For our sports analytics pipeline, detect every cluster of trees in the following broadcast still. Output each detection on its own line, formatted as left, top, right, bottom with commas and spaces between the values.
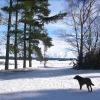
58, 0, 100, 69
0, 0, 67, 70
2, 0, 99, 70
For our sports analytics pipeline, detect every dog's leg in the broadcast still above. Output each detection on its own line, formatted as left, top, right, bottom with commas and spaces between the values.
80, 84, 82, 90
87, 85, 91, 92
90, 85, 92, 92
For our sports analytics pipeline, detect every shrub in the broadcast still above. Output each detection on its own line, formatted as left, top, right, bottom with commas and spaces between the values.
80, 51, 100, 69
73, 50, 100, 70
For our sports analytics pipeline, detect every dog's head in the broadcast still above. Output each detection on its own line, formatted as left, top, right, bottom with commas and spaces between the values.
74, 75, 80, 79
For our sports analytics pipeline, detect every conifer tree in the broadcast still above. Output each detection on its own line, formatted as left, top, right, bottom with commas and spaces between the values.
19, 0, 67, 67
2, 0, 13, 70
14, 0, 18, 69
2, 0, 67, 69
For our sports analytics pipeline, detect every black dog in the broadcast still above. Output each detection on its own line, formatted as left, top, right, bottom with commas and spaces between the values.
74, 75, 94, 92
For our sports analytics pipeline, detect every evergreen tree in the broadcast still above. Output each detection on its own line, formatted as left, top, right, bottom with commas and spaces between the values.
2, 0, 13, 70
2, 0, 67, 69
14, 0, 19, 69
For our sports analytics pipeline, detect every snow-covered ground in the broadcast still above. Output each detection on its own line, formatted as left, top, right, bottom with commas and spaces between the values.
0, 59, 73, 70
0, 59, 100, 100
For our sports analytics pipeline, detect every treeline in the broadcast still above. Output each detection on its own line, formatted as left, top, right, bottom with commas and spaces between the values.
0, 56, 76, 61
0, 0, 67, 70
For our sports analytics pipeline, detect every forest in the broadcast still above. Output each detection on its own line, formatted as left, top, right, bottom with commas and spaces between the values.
0, 0, 100, 70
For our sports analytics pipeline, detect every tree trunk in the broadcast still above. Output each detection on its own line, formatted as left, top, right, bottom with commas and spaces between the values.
29, 25, 32, 67
5, 0, 12, 70
78, 24, 83, 68
44, 45, 47, 67
23, 22, 26, 68
14, 0, 18, 69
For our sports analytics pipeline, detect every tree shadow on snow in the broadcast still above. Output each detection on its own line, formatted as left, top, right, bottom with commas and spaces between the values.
0, 89, 99, 100
0, 67, 100, 80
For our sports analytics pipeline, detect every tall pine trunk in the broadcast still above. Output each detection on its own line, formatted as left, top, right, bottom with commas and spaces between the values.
29, 25, 32, 67
5, 0, 12, 70
23, 22, 26, 68
14, 0, 18, 69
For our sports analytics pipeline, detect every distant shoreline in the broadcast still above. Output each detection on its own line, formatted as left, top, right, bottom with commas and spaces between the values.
0, 56, 76, 61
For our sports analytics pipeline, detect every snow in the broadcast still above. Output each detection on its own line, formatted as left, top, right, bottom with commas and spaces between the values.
0, 59, 100, 100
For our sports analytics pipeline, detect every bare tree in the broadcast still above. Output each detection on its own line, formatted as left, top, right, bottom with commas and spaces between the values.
58, 0, 100, 68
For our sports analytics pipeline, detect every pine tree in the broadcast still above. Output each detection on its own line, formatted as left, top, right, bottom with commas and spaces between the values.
2, 0, 67, 69
19, 0, 52, 67
20, 0, 67, 67
14, 0, 18, 69
2, 0, 13, 70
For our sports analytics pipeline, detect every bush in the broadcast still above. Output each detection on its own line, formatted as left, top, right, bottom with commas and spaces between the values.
73, 50, 100, 70
82, 51, 100, 69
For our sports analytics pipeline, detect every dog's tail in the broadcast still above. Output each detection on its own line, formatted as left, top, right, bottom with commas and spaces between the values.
91, 83, 94, 86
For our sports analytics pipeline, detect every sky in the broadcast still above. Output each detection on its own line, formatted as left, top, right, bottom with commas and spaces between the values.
0, 0, 76, 58
44, 0, 76, 58
45, 0, 66, 37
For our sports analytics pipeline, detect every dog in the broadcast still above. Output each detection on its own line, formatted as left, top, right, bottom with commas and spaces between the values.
74, 75, 94, 92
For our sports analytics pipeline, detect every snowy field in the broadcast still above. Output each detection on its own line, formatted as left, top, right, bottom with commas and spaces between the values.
0, 59, 100, 100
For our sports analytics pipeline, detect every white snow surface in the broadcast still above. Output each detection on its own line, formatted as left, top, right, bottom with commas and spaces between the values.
0, 60, 100, 100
